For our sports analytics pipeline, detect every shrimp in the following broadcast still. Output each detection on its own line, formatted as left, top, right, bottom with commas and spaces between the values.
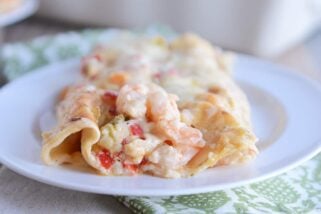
143, 144, 200, 178
116, 84, 149, 118
116, 83, 205, 148
146, 85, 180, 121
147, 84, 204, 147
116, 83, 179, 120
155, 120, 205, 147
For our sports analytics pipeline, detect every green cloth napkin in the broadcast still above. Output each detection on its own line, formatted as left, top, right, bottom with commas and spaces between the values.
1, 27, 320, 214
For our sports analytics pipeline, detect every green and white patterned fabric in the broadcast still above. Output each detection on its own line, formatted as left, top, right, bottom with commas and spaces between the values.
1, 27, 320, 214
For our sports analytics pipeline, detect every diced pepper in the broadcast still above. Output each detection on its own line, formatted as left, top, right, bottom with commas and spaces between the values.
139, 158, 148, 166
164, 140, 173, 146
93, 54, 102, 61
123, 163, 139, 173
121, 139, 128, 145
103, 91, 118, 102
129, 123, 144, 138
153, 72, 161, 80
102, 91, 118, 116
108, 106, 117, 116
97, 149, 114, 169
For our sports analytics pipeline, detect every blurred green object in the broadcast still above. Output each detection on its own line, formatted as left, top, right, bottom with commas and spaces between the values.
0, 25, 175, 81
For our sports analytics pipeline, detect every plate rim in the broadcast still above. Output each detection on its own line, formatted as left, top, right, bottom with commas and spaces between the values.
0, 55, 321, 196
0, 0, 38, 27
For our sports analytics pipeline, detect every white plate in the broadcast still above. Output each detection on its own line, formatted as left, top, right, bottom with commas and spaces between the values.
0, 55, 320, 196
0, 0, 38, 27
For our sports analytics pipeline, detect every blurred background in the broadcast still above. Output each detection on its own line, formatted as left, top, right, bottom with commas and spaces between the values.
0, 0, 321, 79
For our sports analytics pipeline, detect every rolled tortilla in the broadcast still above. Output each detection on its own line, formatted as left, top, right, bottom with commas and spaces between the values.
186, 101, 258, 174
41, 85, 101, 165
157, 34, 258, 174
183, 85, 258, 174
42, 32, 258, 178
